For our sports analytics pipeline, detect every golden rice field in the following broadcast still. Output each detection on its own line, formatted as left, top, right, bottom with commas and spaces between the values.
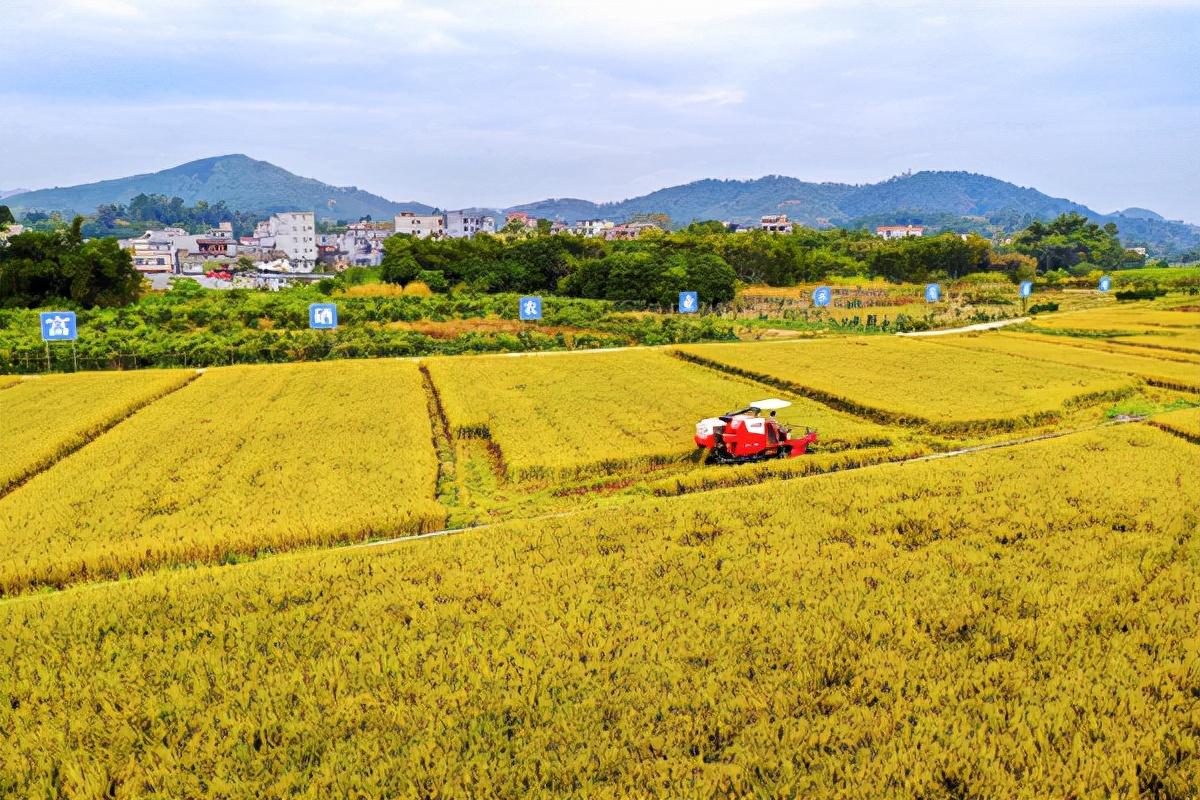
2, 296, 1198, 797
1003, 330, 1200, 364
0, 369, 196, 494
929, 332, 1200, 393
676, 338, 1136, 431
0, 424, 1195, 799
424, 349, 891, 480
1030, 302, 1200, 333
0, 361, 442, 596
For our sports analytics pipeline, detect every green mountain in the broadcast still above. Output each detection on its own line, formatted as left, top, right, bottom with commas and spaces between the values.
513, 171, 1096, 227
8, 158, 1197, 259
512, 170, 1199, 259
3, 155, 432, 221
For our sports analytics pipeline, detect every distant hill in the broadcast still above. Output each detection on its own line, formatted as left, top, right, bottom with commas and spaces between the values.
0, 188, 30, 200
511, 176, 854, 227
511, 170, 1200, 259
1112, 207, 1165, 221
3, 155, 432, 221
7, 158, 1197, 258
514, 171, 1096, 227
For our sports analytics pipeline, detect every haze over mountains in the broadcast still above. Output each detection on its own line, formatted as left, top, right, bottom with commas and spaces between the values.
4, 155, 1198, 257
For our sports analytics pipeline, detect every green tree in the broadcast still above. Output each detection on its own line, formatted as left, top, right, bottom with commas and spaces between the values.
0, 205, 14, 228
0, 216, 142, 308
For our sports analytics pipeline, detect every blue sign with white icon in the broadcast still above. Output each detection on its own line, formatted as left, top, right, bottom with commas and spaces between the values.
678, 291, 698, 313
519, 296, 542, 320
309, 303, 338, 329
924, 283, 942, 303
812, 286, 831, 307
1019, 281, 1033, 298
1098, 275, 1112, 292
40, 311, 77, 341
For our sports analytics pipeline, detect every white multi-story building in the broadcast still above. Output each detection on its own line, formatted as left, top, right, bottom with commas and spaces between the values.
445, 210, 495, 239
265, 211, 317, 270
394, 211, 445, 239
876, 224, 925, 240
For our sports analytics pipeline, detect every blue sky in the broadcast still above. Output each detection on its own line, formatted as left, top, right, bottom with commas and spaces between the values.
1, 0, 1197, 220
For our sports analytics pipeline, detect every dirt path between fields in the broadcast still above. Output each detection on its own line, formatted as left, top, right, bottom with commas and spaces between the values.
896, 317, 1030, 337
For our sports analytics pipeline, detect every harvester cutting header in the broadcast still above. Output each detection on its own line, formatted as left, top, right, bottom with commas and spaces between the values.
694, 399, 817, 465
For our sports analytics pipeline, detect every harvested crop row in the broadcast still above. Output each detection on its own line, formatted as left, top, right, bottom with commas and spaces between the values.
928, 332, 1200, 393
0, 426, 1195, 798
424, 349, 891, 481
676, 338, 1136, 432
1148, 406, 1200, 444
647, 443, 932, 495
0, 360, 443, 596
0, 369, 197, 494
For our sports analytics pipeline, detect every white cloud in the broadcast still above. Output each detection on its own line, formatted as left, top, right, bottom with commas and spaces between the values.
620, 88, 746, 109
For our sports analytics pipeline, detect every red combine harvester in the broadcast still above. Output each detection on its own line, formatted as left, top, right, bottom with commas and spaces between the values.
694, 399, 818, 464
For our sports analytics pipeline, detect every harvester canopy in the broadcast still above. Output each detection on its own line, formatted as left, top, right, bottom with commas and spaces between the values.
747, 398, 791, 411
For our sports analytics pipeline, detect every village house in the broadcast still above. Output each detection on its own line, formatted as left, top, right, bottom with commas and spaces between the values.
246, 212, 317, 270
603, 221, 660, 240
394, 211, 445, 239
504, 211, 539, 230
568, 219, 615, 237
445, 210, 496, 239
876, 224, 925, 239
760, 214, 792, 234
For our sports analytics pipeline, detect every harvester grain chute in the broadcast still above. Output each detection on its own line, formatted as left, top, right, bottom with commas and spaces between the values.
693, 398, 817, 465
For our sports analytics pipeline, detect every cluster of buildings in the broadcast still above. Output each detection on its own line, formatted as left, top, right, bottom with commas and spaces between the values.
120, 212, 318, 275
115, 205, 934, 277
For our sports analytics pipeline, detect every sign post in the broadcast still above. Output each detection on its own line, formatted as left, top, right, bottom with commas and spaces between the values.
40, 311, 78, 372
1098, 275, 1112, 292
308, 303, 338, 329
812, 286, 831, 308
518, 296, 542, 321
1019, 280, 1033, 313
678, 291, 698, 313
924, 283, 941, 303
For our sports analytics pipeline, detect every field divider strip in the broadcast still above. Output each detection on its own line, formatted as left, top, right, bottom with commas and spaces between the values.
0, 370, 204, 501
1147, 420, 1200, 446
417, 362, 457, 517
670, 349, 924, 427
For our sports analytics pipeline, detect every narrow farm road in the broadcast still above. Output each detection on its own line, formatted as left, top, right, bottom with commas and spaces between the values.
897, 317, 1030, 337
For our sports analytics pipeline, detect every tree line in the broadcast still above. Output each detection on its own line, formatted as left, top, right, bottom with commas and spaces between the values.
0, 208, 1161, 311
380, 223, 1043, 305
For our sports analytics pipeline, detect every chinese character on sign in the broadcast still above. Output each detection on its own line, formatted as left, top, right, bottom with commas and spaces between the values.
812, 286, 831, 307
519, 296, 542, 320
678, 291, 698, 313
1019, 281, 1033, 298
1098, 275, 1112, 292
308, 303, 338, 329
39, 311, 77, 341
924, 283, 941, 303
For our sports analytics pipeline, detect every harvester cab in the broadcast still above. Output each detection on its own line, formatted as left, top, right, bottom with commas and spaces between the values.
694, 398, 818, 465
